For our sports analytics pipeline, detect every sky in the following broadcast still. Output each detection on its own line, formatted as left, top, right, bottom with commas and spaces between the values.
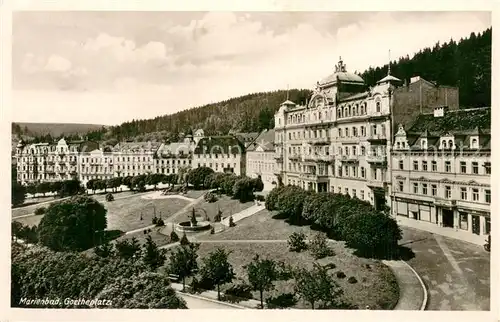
12, 11, 491, 125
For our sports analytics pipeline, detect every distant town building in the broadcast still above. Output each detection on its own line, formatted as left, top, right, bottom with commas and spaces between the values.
155, 135, 196, 175
193, 135, 246, 176
246, 129, 277, 191
110, 141, 161, 179
391, 107, 491, 241
15, 138, 98, 184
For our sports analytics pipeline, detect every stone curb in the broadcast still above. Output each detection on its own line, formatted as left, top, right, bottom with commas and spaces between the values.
401, 260, 428, 310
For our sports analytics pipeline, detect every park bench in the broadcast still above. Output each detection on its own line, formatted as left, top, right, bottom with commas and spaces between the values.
168, 274, 180, 282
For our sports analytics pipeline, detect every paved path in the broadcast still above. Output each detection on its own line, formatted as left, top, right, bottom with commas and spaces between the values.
382, 260, 427, 310
401, 227, 490, 310
177, 292, 241, 309
170, 283, 259, 309
221, 204, 265, 226
141, 191, 196, 202
397, 216, 485, 246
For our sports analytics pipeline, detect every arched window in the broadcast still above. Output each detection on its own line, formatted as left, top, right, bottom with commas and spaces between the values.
397, 142, 401, 149
471, 138, 478, 148
448, 140, 453, 149
376, 100, 381, 112
356, 104, 359, 115
337, 109, 341, 118
318, 112, 322, 120
344, 107, 348, 117
442, 140, 447, 149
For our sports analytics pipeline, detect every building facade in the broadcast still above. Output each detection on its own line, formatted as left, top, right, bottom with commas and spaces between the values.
193, 135, 246, 176
79, 148, 114, 183
274, 58, 459, 209
155, 137, 196, 175
246, 129, 277, 191
16, 138, 98, 185
391, 107, 491, 239
110, 141, 161, 180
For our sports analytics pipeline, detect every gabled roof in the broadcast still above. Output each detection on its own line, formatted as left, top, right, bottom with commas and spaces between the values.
247, 129, 275, 152
194, 136, 246, 155
112, 141, 161, 152
407, 108, 491, 135
232, 132, 260, 148
157, 142, 193, 156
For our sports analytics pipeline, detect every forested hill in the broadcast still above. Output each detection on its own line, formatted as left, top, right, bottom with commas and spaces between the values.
361, 28, 491, 108
108, 89, 313, 141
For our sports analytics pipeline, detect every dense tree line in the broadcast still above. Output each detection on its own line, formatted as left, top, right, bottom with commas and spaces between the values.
266, 186, 402, 258
361, 28, 491, 108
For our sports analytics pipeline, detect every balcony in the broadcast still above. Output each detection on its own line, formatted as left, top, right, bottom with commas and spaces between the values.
339, 155, 359, 163
289, 154, 301, 161
274, 155, 283, 163
69, 161, 78, 165
307, 137, 331, 145
299, 172, 329, 181
434, 197, 457, 208
366, 180, 386, 189
367, 134, 387, 144
366, 155, 387, 164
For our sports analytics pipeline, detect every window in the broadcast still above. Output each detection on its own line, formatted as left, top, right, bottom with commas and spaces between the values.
361, 146, 366, 156
398, 181, 404, 192
361, 126, 365, 136
461, 161, 467, 173
471, 138, 478, 148
399, 160, 404, 170
361, 167, 365, 178
472, 162, 479, 174
421, 139, 427, 149
445, 186, 452, 199
345, 188, 349, 196
413, 183, 418, 193
459, 212, 468, 230
376, 100, 381, 112
422, 183, 428, 195
422, 161, 428, 171
353, 146, 357, 156
432, 161, 437, 172
413, 160, 418, 171
445, 161, 451, 173
460, 187, 467, 200
360, 190, 364, 200
442, 140, 447, 149
472, 188, 479, 201
485, 189, 491, 203
485, 162, 491, 175
352, 189, 357, 198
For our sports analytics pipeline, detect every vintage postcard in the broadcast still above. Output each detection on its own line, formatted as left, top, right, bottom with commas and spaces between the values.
3, 1, 497, 322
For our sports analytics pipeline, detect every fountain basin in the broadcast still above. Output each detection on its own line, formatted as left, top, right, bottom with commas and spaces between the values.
175, 221, 211, 232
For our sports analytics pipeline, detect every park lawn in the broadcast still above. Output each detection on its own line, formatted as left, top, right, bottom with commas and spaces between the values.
188, 242, 399, 310
106, 195, 190, 232
175, 195, 254, 223
184, 189, 210, 199
197, 209, 315, 241
13, 214, 43, 227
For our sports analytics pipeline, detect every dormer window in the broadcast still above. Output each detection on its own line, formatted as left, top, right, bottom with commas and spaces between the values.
376, 100, 381, 112
397, 142, 401, 149
421, 139, 427, 149
448, 140, 453, 149
471, 137, 479, 149
442, 140, 447, 149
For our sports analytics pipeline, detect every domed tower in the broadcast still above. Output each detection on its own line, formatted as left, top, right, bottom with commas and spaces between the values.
316, 57, 366, 103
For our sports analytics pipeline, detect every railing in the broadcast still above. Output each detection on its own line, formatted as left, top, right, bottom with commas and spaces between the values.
367, 134, 387, 141
366, 180, 386, 189
340, 155, 359, 163
366, 155, 387, 164
307, 137, 331, 145
433, 198, 456, 207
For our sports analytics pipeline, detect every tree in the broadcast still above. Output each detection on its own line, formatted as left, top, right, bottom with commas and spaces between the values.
257, 107, 274, 131
94, 240, 115, 258
12, 181, 26, 207
37, 196, 107, 251
232, 177, 255, 202
187, 166, 214, 189
309, 232, 334, 259
276, 186, 310, 224
294, 263, 343, 309
122, 176, 133, 190
105, 193, 114, 202
252, 176, 264, 192
142, 235, 167, 271
11, 221, 23, 242
287, 231, 308, 252
37, 182, 52, 197
199, 247, 235, 300
167, 243, 200, 291
245, 254, 278, 308
265, 186, 285, 211
115, 237, 142, 260
59, 179, 83, 197
342, 211, 402, 258
180, 232, 190, 246
221, 174, 239, 195
95, 272, 187, 309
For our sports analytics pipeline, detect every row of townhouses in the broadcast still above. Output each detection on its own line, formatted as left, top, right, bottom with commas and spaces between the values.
15, 58, 491, 241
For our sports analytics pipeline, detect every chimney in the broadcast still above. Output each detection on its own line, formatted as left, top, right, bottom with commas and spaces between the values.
433, 106, 448, 118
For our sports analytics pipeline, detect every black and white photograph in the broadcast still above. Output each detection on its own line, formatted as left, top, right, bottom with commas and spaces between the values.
6, 2, 495, 318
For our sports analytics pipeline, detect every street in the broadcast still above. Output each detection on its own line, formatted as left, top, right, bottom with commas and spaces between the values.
400, 227, 490, 310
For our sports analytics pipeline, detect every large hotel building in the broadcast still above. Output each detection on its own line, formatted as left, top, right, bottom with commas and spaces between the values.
14, 58, 490, 242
